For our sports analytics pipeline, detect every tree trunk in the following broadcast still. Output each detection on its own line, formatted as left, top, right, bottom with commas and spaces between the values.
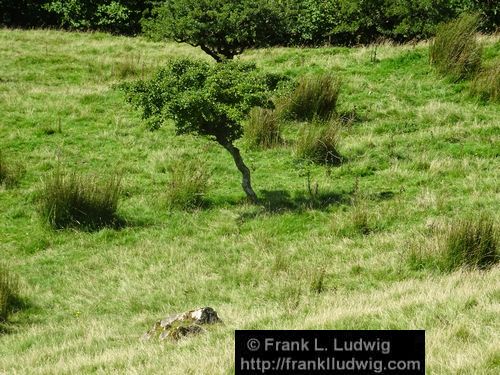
218, 140, 258, 204
199, 45, 223, 63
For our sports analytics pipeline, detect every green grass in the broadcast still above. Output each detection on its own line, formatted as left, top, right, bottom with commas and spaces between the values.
0, 29, 499, 374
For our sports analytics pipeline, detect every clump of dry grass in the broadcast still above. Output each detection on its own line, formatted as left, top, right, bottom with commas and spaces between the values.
112, 54, 147, 79
429, 13, 482, 81
310, 268, 326, 294
444, 216, 498, 271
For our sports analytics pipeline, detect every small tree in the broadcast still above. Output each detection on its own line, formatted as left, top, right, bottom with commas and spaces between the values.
143, 0, 280, 62
122, 59, 281, 203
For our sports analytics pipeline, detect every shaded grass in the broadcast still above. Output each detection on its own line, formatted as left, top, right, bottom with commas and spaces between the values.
0, 152, 23, 188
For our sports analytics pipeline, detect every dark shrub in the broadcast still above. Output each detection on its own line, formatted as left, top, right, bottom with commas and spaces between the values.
461, 0, 500, 32
0, 0, 57, 28
40, 170, 122, 230
2, 0, 497, 42
273, 0, 336, 46
273, 0, 498, 46
244, 107, 283, 149
430, 13, 483, 81
285, 74, 341, 121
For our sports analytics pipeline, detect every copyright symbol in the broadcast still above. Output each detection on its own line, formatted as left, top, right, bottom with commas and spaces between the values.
247, 338, 260, 351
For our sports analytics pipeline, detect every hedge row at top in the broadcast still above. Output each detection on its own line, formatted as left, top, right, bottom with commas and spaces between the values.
1, 1, 498, 44
0, 1, 154, 34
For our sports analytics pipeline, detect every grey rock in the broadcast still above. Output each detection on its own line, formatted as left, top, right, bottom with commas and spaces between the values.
142, 307, 222, 342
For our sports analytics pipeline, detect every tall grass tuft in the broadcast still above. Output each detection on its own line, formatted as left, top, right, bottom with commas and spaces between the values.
310, 268, 326, 294
429, 13, 482, 81
0, 152, 10, 186
408, 216, 498, 272
0, 264, 19, 323
0, 152, 22, 188
350, 205, 371, 235
444, 217, 498, 271
285, 74, 341, 121
470, 62, 500, 102
244, 107, 283, 149
112, 54, 146, 80
295, 120, 342, 165
40, 171, 122, 230
165, 157, 210, 210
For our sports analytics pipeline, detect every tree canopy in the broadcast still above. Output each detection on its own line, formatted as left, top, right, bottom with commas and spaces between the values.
143, 0, 281, 61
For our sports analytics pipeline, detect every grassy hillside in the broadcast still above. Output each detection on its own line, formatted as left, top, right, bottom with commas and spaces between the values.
0, 29, 499, 374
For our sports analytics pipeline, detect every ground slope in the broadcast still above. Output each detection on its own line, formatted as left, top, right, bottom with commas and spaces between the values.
0, 29, 499, 374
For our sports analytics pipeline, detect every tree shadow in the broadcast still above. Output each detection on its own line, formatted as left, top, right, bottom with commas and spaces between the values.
236, 189, 350, 224
371, 190, 396, 201
48, 214, 128, 233
259, 189, 351, 213
236, 187, 398, 224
